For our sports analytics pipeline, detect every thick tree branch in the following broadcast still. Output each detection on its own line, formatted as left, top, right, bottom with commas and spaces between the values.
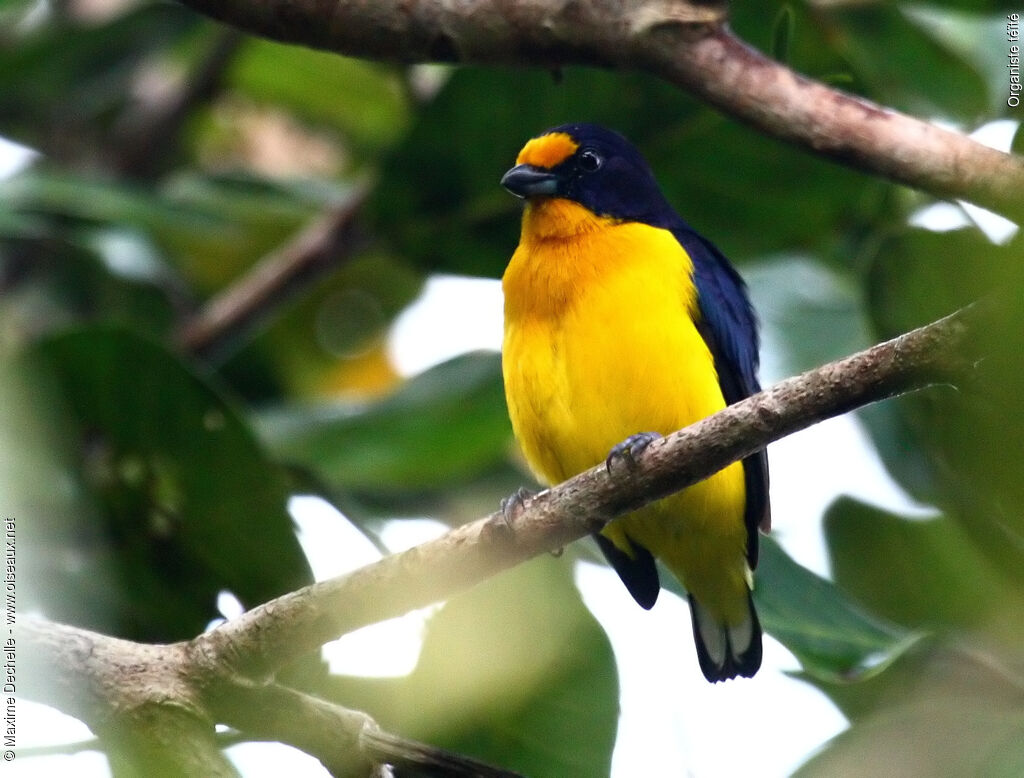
177, 187, 368, 361
18, 618, 238, 777
197, 304, 977, 681
173, 0, 1024, 219
647, 28, 1024, 219
17, 617, 519, 776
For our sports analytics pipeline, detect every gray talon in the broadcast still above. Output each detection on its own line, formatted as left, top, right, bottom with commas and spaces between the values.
500, 486, 535, 525
606, 431, 662, 473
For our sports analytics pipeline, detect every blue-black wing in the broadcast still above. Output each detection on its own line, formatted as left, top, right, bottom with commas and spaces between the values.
672, 227, 771, 567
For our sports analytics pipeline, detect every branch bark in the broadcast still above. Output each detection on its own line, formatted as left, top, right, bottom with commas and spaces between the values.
18, 618, 238, 777
17, 616, 521, 776
172, 0, 1024, 219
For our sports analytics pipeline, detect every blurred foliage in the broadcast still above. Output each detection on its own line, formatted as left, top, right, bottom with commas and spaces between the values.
258, 351, 511, 493
2, 0, 1023, 775
329, 558, 618, 777
12, 326, 313, 640
755, 536, 912, 681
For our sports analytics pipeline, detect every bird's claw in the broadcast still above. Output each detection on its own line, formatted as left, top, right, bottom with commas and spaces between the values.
606, 431, 662, 474
485, 486, 535, 544
499, 486, 536, 525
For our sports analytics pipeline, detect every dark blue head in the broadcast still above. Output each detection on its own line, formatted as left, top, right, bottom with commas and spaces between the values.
501, 123, 680, 230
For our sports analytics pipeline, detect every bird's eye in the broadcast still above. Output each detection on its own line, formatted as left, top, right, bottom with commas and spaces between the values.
578, 149, 602, 172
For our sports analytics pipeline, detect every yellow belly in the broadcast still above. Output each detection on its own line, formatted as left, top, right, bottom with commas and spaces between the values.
502, 204, 749, 623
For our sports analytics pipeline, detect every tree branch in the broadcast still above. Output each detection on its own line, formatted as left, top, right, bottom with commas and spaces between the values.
360, 730, 526, 778
172, 0, 1024, 219
204, 680, 382, 778
176, 187, 368, 361
208, 680, 524, 777
17, 617, 520, 776
113, 29, 244, 179
18, 618, 238, 777
196, 303, 977, 681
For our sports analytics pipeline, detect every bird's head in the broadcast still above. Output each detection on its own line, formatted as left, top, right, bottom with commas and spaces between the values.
501, 123, 676, 229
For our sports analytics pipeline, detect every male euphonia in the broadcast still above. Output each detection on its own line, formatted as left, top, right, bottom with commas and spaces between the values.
500, 123, 770, 682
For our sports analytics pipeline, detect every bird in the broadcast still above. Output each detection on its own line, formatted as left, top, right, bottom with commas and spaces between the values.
499, 123, 770, 682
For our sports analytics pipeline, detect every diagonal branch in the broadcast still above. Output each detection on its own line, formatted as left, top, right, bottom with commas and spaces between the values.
176, 186, 368, 362
173, 0, 1024, 219
210, 680, 525, 777
196, 303, 978, 681
204, 680, 383, 778
113, 29, 244, 179
17, 617, 523, 777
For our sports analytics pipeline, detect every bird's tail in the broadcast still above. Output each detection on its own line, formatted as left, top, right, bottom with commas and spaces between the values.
688, 591, 762, 682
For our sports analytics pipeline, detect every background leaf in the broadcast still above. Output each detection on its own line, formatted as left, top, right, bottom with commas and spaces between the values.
19, 326, 313, 640
258, 351, 511, 492
824, 498, 1024, 640
756, 536, 911, 681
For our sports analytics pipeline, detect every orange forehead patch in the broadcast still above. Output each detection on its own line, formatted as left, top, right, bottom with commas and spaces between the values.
515, 132, 579, 169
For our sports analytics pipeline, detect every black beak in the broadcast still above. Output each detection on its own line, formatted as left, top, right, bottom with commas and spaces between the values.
500, 164, 559, 198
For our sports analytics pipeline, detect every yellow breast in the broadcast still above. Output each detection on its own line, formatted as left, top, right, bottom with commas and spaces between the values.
501, 198, 749, 620
502, 199, 716, 479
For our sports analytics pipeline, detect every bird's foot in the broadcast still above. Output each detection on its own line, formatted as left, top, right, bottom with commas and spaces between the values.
499, 486, 536, 525
485, 486, 535, 544
606, 432, 662, 474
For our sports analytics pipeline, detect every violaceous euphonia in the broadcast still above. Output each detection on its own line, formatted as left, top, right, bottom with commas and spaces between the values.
500, 123, 770, 682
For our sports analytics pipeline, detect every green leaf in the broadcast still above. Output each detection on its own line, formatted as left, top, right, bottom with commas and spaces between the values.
732, 1, 857, 95
824, 498, 1024, 637
0, 4, 201, 147
755, 536, 911, 681
0, 168, 352, 290
770, 5, 796, 64
864, 228, 1024, 586
796, 676, 1024, 777
0, 201, 46, 239
257, 351, 512, 492
820, 4, 991, 120
0, 229, 182, 352
18, 326, 313, 641
903, 6, 1024, 117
